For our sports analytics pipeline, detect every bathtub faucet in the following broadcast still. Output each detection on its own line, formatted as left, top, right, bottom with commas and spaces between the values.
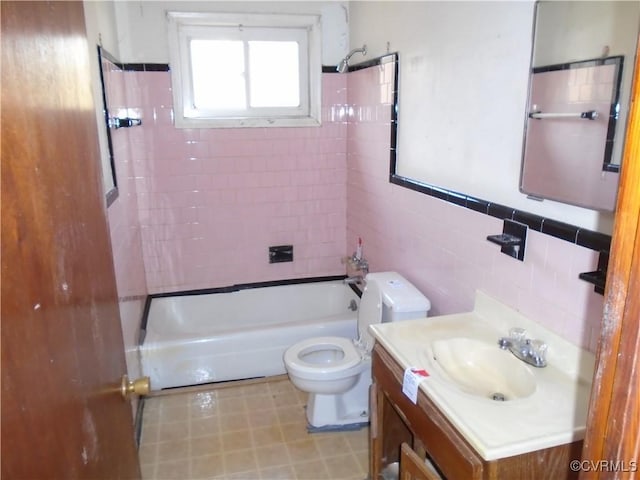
347, 254, 369, 276
344, 275, 363, 285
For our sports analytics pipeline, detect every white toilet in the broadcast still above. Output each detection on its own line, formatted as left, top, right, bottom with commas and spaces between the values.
284, 272, 431, 428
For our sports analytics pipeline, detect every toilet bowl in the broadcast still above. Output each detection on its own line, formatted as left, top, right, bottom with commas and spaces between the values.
284, 272, 431, 428
283, 336, 364, 393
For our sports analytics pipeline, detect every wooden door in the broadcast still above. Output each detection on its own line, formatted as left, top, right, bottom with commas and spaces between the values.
580, 37, 640, 478
1, 2, 141, 478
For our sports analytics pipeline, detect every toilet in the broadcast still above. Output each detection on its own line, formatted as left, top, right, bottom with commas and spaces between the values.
284, 272, 431, 428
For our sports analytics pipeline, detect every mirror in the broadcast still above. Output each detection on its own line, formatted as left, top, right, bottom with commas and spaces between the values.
521, 1, 640, 212
379, 1, 639, 233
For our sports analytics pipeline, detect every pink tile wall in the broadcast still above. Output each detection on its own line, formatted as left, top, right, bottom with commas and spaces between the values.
346, 60, 605, 352
109, 59, 606, 352
105, 64, 148, 300
126, 72, 349, 293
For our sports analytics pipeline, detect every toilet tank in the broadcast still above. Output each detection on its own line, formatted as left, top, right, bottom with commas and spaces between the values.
366, 272, 431, 323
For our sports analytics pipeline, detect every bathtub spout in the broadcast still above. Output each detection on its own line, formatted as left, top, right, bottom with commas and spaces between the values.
344, 276, 363, 285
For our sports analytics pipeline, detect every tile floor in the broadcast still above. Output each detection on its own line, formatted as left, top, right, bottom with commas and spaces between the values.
138, 378, 370, 480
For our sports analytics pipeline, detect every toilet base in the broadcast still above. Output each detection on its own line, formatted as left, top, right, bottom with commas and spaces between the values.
305, 366, 371, 428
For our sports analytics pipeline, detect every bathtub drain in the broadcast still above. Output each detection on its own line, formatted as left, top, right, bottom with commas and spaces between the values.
490, 392, 507, 402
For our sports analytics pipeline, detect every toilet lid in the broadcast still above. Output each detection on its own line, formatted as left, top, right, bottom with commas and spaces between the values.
357, 279, 383, 350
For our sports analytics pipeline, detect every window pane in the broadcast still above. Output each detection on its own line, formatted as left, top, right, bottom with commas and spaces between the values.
248, 41, 300, 108
190, 40, 245, 110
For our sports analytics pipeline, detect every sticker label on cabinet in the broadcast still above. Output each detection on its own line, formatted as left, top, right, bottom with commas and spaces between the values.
402, 367, 429, 404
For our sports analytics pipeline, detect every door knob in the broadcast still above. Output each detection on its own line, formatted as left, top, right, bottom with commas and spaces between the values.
120, 374, 150, 399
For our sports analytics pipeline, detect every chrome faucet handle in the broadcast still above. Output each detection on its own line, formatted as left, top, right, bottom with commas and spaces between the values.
359, 258, 369, 275
529, 339, 548, 367
509, 327, 527, 343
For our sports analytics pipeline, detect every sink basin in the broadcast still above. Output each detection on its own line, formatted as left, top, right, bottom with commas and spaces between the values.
428, 337, 537, 401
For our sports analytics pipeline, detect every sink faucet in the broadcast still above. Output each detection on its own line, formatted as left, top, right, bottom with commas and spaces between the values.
498, 328, 547, 368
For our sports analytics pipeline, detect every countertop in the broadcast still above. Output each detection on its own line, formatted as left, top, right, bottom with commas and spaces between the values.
369, 291, 595, 461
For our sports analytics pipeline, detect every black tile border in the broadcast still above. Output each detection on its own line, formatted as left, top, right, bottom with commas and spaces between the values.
380, 51, 612, 255
97, 46, 119, 207
576, 229, 612, 253
465, 196, 489, 214
122, 64, 346, 74
324, 52, 398, 75
541, 219, 579, 243
120, 62, 170, 72
487, 203, 516, 221
149, 274, 348, 299
139, 295, 153, 344
391, 173, 612, 253
531, 55, 622, 74
128, 63, 332, 73
348, 56, 388, 72
513, 210, 544, 232
98, 56, 171, 72
134, 398, 145, 447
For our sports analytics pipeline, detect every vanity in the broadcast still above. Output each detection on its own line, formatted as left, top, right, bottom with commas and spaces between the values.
369, 292, 595, 479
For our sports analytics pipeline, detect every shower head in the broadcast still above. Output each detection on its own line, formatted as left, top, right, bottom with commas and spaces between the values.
336, 44, 367, 73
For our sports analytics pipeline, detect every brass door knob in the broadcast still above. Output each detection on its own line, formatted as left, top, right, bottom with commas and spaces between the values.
120, 374, 150, 399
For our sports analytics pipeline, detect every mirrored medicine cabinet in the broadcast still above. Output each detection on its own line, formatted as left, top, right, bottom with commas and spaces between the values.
520, 0, 640, 212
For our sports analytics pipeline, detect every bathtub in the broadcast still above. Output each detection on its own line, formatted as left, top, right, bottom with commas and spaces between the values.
140, 279, 360, 390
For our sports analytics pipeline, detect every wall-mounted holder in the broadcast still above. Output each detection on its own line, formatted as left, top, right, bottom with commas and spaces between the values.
487, 219, 528, 261
579, 250, 609, 295
109, 117, 142, 129
269, 245, 293, 263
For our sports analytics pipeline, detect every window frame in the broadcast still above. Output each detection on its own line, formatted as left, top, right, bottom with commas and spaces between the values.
167, 11, 322, 128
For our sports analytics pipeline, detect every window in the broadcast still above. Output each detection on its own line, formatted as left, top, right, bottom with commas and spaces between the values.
167, 12, 321, 128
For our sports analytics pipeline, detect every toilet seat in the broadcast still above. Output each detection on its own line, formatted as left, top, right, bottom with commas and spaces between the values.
283, 336, 362, 378
284, 279, 384, 383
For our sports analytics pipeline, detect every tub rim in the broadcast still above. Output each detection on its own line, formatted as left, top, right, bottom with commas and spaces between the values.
139, 275, 362, 345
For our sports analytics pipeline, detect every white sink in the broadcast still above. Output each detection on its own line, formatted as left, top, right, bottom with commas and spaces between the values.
369, 291, 595, 461
428, 337, 536, 401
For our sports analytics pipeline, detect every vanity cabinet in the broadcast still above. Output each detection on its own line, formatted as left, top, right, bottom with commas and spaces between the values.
370, 343, 582, 480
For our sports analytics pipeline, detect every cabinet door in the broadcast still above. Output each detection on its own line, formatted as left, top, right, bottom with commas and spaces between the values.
400, 443, 442, 480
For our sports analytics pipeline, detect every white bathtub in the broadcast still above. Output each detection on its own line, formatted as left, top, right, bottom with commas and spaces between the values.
140, 280, 360, 390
